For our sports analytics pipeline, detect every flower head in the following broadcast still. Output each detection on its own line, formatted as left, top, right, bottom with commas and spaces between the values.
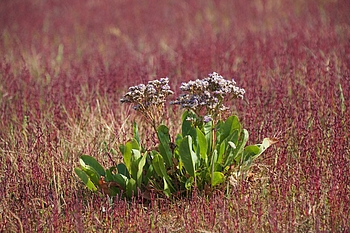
120, 77, 174, 112
120, 77, 174, 131
171, 72, 245, 118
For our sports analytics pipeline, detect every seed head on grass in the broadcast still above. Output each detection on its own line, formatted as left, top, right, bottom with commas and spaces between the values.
171, 72, 245, 121
120, 77, 174, 132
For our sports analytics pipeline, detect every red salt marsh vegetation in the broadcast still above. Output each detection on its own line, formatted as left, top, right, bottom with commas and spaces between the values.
0, 0, 349, 232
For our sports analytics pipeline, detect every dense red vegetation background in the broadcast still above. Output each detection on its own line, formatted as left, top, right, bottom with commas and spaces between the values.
0, 0, 349, 232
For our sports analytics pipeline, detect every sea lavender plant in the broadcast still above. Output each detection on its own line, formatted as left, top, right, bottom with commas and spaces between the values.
76, 72, 274, 199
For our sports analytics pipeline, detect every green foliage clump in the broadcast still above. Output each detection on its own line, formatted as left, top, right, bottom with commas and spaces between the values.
75, 72, 275, 199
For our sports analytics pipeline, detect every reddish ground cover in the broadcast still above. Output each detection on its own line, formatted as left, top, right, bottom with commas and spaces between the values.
0, 0, 349, 232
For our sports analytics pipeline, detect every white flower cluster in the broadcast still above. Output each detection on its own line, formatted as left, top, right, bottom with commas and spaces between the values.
120, 77, 174, 111
171, 72, 245, 114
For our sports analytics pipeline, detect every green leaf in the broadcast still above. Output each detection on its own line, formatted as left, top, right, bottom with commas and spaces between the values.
133, 121, 141, 147
181, 111, 197, 139
216, 123, 240, 163
102, 169, 121, 196
80, 165, 100, 186
243, 145, 261, 162
117, 163, 130, 178
74, 168, 98, 191
120, 139, 140, 172
152, 152, 170, 180
178, 136, 197, 177
211, 172, 225, 186
157, 125, 173, 167
136, 154, 147, 188
220, 115, 241, 143
246, 138, 275, 162
162, 178, 171, 198
80, 155, 105, 177
228, 129, 249, 166
217, 139, 226, 164
260, 138, 275, 152
114, 174, 128, 190
79, 157, 102, 186
144, 163, 154, 185
210, 149, 218, 177
105, 167, 127, 190
132, 148, 141, 160
185, 176, 194, 190
204, 121, 213, 152
152, 152, 175, 193
105, 166, 116, 181
129, 149, 142, 181
204, 120, 213, 135
126, 178, 137, 198
196, 127, 208, 162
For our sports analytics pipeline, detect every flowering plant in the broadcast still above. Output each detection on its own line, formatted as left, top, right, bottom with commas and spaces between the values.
75, 72, 275, 198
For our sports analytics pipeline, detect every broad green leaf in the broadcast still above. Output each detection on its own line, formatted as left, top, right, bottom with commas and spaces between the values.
126, 178, 137, 198
80, 155, 105, 176
79, 157, 102, 186
243, 145, 261, 162
113, 174, 128, 190
220, 115, 241, 143
105, 167, 127, 190
181, 111, 191, 136
196, 127, 208, 162
217, 139, 226, 164
222, 139, 239, 167
132, 149, 141, 160
178, 136, 197, 177
181, 111, 197, 140
175, 134, 183, 146
133, 121, 141, 147
136, 154, 147, 187
105, 166, 116, 181
80, 165, 100, 186
162, 178, 171, 198
120, 139, 140, 172
204, 121, 213, 152
152, 152, 164, 178
229, 129, 249, 166
211, 172, 225, 186
152, 152, 175, 192
74, 168, 97, 191
152, 152, 170, 180
130, 149, 142, 181
119, 144, 125, 156
247, 138, 276, 162
144, 163, 154, 185
203, 120, 213, 135
157, 125, 173, 167
117, 163, 130, 178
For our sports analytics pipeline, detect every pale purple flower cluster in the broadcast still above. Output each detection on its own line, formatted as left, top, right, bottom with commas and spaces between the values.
170, 72, 245, 116
120, 77, 173, 111
203, 115, 213, 123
